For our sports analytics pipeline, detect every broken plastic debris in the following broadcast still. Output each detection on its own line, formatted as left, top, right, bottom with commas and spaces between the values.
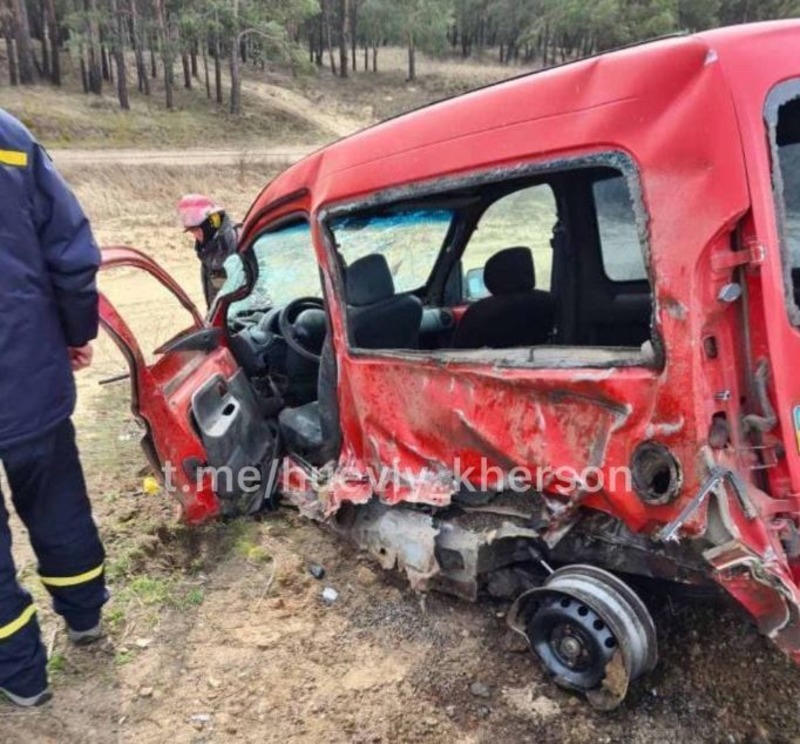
321, 587, 338, 604
308, 563, 326, 580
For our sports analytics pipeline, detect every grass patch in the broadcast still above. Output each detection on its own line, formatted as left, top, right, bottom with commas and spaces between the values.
105, 573, 207, 632
128, 575, 172, 606
114, 649, 135, 666
47, 653, 67, 676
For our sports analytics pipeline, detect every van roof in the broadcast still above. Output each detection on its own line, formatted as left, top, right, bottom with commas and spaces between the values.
249, 20, 800, 217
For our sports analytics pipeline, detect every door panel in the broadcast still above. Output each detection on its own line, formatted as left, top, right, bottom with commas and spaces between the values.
98, 247, 275, 524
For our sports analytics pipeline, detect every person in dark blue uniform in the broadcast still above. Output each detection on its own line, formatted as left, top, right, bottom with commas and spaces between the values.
0, 109, 108, 707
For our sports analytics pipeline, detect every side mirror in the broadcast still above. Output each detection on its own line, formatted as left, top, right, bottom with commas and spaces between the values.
464, 266, 490, 301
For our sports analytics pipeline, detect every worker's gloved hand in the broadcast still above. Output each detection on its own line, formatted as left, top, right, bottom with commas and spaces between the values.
69, 344, 94, 371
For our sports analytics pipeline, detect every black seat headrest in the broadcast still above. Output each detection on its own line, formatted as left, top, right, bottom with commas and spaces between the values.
484, 246, 536, 295
346, 253, 395, 307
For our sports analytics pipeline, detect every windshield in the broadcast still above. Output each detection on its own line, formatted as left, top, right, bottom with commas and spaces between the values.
225, 221, 321, 319
329, 208, 454, 293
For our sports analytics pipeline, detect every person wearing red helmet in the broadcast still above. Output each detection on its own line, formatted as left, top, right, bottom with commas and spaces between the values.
176, 194, 238, 306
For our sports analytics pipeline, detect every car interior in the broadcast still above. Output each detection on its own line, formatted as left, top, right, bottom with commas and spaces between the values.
222, 164, 655, 466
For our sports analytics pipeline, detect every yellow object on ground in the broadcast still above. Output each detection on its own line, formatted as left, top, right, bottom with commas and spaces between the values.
143, 476, 161, 495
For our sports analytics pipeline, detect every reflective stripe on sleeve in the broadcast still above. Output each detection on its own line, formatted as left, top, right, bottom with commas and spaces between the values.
0, 149, 28, 167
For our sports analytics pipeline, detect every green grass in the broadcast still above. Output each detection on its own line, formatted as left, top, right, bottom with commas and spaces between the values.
114, 650, 136, 666
47, 653, 67, 676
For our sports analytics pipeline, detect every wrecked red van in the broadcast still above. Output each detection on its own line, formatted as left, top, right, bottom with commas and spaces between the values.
99, 21, 800, 708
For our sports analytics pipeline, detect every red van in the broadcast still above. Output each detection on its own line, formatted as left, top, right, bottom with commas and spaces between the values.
99, 21, 800, 708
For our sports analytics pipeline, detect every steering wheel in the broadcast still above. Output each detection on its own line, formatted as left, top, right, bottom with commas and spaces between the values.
278, 297, 326, 362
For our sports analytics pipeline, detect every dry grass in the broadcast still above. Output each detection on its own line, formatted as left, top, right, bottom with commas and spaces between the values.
296, 45, 538, 121
1, 46, 532, 149
355, 45, 536, 83
62, 160, 279, 225
0, 52, 327, 149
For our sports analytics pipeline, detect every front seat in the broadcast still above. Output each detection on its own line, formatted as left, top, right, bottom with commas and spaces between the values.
278, 253, 422, 464
278, 336, 341, 465
451, 246, 555, 349
346, 253, 423, 349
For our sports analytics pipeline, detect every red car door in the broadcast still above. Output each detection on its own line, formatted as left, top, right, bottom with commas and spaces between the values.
98, 247, 277, 524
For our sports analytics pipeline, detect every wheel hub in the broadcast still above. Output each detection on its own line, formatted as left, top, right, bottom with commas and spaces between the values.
556, 629, 585, 665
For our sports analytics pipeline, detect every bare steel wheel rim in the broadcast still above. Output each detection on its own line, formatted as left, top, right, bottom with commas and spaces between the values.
508, 564, 658, 709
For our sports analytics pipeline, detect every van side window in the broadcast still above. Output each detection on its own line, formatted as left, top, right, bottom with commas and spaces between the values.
460, 185, 557, 301
774, 95, 800, 315
325, 155, 655, 366
594, 176, 648, 282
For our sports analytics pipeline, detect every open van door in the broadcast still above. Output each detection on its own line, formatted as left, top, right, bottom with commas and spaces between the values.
98, 247, 279, 524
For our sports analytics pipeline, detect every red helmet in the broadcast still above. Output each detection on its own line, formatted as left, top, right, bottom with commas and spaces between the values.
176, 194, 222, 230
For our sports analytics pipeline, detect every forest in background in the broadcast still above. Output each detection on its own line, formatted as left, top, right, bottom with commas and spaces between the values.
2, 0, 799, 115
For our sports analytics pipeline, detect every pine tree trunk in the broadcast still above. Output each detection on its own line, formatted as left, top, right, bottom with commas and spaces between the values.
109, 0, 129, 108
101, 43, 111, 81
130, 0, 149, 94
40, 0, 50, 78
11, 0, 35, 83
371, 43, 377, 72
229, 0, 241, 114
406, 29, 415, 82
6, 35, 18, 85
322, 0, 336, 75
150, 44, 157, 77
154, 0, 172, 108
230, 39, 240, 114
86, 0, 102, 93
190, 40, 198, 77
213, 24, 222, 103
182, 50, 191, 88
350, 0, 357, 72
43, 0, 60, 84
363, 41, 366, 71
338, 0, 348, 78
79, 44, 89, 91
201, 35, 211, 98
315, 15, 323, 66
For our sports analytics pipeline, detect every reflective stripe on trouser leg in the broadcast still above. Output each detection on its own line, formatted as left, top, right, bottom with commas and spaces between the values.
0, 490, 48, 697
40, 563, 105, 588
38, 562, 107, 631
0, 605, 37, 640
4, 419, 108, 632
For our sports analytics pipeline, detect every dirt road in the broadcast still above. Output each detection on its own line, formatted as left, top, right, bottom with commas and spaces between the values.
50, 146, 318, 168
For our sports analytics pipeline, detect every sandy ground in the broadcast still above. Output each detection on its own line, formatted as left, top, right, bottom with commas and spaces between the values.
5, 94, 800, 741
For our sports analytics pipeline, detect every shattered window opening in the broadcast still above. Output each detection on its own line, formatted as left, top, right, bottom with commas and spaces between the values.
323, 154, 655, 366
766, 82, 800, 326
226, 219, 322, 322
331, 209, 454, 294
594, 176, 649, 283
